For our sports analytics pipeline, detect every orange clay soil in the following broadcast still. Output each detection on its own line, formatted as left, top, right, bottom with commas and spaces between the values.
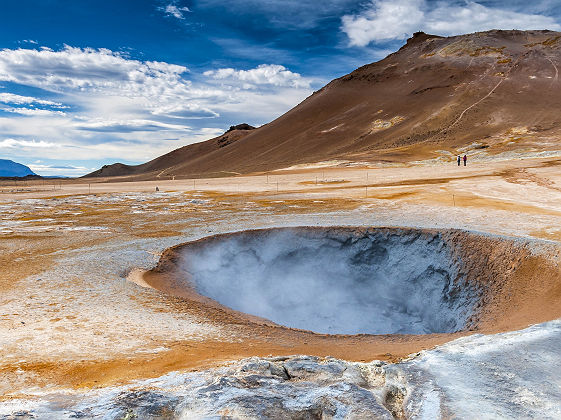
6, 232, 560, 393
1, 335, 452, 393
5, 159, 561, 393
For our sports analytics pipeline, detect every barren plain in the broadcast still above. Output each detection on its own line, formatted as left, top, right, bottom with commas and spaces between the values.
4, 154, 561, 417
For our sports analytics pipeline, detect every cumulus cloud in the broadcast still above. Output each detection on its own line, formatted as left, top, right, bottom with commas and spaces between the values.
341, 0, 561, 46
0, 46, 190, 96
0, 46, 310, 116
204, 64, 312, 88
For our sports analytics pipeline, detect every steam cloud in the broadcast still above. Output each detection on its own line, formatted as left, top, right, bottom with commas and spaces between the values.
180, 228, 476, 335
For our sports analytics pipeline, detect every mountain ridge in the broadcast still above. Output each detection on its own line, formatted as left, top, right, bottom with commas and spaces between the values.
86, 29, 561, 180
0, 159, 36, 178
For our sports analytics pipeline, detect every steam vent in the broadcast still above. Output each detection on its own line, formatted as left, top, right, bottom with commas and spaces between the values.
181, 228, 471, 334
147, 227, 561, 339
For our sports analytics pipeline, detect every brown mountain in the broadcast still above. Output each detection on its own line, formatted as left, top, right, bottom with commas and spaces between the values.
86, 30, 561, 180
88, 124, 256, 179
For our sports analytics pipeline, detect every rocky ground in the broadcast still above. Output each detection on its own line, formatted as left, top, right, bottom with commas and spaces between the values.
3, 156, 561, 418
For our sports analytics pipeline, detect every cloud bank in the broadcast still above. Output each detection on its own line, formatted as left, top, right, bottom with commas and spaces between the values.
0, 45, 313, 175
342, 0, 561, 46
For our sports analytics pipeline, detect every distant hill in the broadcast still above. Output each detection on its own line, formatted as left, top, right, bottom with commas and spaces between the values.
85, 124, 256, 179
87, 30, 561, 180
0, 159, 36, 177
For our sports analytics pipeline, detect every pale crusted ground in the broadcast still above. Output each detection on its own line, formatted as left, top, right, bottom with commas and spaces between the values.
3, 156, 561, 400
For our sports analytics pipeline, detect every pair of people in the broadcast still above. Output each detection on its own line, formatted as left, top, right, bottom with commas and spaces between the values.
457, 155, 467, 166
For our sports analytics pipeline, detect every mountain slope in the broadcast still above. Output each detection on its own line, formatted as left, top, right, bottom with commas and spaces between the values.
87, 30, 561, 180
86, 124, 256, 179
0, 159, 36, 177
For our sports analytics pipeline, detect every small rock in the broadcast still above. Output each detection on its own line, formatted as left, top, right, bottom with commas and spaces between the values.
268, 363, 290, 380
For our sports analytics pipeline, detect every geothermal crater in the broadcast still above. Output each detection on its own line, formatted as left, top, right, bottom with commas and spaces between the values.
172, 227, 480, 335
146, 227, 561, 342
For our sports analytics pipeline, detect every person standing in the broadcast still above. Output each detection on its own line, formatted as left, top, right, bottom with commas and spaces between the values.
463, 154, 467, 166
457, 155, 461, 166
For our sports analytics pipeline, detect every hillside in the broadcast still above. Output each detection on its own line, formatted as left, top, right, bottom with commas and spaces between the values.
86, 30, 561, 180
0, 159, 36, 177
86, 124, 256, 179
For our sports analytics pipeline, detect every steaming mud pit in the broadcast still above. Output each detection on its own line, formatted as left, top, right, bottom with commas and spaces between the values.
145, 226, 561, 344
162, 228, 472, 335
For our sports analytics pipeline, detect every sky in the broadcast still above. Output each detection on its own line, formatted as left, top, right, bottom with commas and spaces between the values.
0, 0, 560, 176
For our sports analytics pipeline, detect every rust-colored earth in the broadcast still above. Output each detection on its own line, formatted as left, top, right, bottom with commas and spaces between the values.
4, 157, 561, 396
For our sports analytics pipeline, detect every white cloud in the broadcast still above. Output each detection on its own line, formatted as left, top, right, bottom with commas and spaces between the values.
342, 0, 424, 45
0, 46, 312, 121
0, 138, 57, 148
426, 2, 561, 35
149, 102, 220, 119
0, 93, 65, 107
3, 107, 66, 116
0, 45, 314, 169
341, 0, 561, 47
27, 163, 91, 177
159, 3, 191, 19
0, 46, 190, 95
74, 118, 191, 132
204, 64, 312, 88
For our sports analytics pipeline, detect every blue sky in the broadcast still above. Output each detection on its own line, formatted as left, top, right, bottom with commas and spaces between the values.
0, 0, 560, 176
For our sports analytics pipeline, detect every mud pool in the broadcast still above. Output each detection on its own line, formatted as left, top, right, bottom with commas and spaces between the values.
179, 228, 476, 335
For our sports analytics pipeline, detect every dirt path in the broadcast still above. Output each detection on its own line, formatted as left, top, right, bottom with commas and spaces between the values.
547, 56, 559, 83
445, 76, 504, 132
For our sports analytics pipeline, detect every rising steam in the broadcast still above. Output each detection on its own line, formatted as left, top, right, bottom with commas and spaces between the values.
179, 228, 477, 335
